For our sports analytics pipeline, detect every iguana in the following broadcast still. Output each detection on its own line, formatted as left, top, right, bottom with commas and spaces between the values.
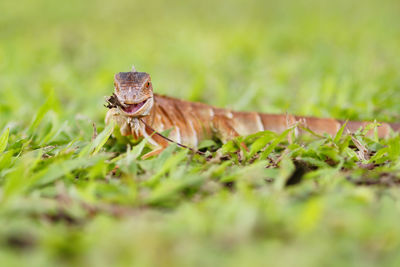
105, 67, 400, 158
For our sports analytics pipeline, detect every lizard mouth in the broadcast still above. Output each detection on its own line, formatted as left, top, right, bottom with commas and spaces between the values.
120, 98, 151, 116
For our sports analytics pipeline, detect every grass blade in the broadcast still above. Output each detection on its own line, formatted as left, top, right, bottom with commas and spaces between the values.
0, 128, 9, 153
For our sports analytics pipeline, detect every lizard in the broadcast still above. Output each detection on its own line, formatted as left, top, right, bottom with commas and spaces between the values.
105, 67, 400, 158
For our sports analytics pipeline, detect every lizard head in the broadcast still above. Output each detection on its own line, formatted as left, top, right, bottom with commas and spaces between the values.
113, 70, 154, 117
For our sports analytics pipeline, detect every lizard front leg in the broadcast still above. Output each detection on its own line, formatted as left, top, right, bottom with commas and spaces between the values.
142, 147, 166, 159
140, 124, 170, 159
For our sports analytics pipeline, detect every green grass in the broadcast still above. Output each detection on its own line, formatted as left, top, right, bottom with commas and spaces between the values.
2, 0, 400, 266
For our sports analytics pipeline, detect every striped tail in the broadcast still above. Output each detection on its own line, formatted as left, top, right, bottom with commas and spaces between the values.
233, 112, 400, 138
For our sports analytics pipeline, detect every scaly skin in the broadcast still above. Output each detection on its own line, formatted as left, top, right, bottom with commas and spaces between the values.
106, 68, 400, 158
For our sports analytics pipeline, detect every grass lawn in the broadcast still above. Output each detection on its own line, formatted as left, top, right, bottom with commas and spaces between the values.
2, 0, 400, 266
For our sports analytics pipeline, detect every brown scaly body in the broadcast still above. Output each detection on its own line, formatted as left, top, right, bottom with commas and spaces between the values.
106, 67, 400, 158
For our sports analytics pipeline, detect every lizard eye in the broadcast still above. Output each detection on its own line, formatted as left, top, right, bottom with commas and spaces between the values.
146, 82, 150, 87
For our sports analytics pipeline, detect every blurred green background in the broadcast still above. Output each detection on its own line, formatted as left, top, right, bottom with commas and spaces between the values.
2, 0, 400, 266
2, 0, 400, 129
